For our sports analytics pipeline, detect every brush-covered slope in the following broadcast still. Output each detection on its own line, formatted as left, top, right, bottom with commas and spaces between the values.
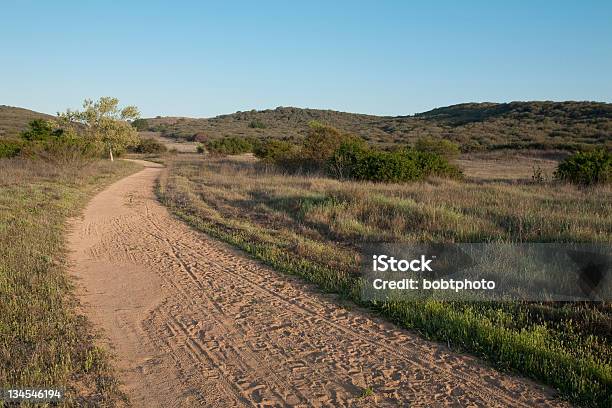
145, 101, 612, 150
0, 106, 54, 140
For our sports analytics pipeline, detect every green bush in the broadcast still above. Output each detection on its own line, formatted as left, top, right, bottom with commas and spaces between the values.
327, 138, 369, 178
130, 137, 167, 154
253, 140, 298, 163
196, 143, 205, 154
329, 145, 462, 182
21, 137, 103, 165
254, 139, 313, 171
0, 140, 23, 158
303, 123, 360, 164
257, 123, 462, 183
248, 120, 266, 129
554, 150, 611, 185
131, 118, 149, 131
415, 137, 460, 159
353, 150, 422, 182
414, 150, 464, 178
21, 119, 63, 141
254, 122, 462, 182
205, 136, 253, 155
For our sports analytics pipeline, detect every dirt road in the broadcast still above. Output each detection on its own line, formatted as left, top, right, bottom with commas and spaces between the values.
68, 161, 568, 407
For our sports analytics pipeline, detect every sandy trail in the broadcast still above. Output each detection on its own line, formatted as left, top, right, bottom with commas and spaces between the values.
68, 161, 568, 407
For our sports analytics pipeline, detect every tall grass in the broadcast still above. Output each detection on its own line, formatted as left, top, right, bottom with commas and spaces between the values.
0, 157, 140, 406
158, 155, 611, 407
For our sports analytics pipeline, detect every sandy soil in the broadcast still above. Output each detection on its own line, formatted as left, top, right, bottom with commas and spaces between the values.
68, 160, 569, 407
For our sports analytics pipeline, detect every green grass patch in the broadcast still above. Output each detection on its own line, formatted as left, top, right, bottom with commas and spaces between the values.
0, 158, 141, 406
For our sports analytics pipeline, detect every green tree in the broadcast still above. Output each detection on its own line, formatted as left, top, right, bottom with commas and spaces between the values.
58, 97, 140, 161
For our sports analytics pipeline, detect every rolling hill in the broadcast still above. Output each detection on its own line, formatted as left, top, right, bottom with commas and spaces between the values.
144, 101, 612, 150
2, 102, 611, 150
0, 105, 54, 139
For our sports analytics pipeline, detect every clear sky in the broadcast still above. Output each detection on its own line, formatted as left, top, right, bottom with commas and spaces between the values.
2, 1, 611, 118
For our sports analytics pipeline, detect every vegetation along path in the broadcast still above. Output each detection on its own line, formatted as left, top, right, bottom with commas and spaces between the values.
67, 160, 568, 407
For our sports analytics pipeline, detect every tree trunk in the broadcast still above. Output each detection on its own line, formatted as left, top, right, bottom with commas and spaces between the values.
109, 146, 114, 162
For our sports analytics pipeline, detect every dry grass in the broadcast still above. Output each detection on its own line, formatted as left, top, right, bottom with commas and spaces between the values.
168, 155, 610, 244
158, 154, 611, 407
0, 157, 141, 406
455, 151, 562, 182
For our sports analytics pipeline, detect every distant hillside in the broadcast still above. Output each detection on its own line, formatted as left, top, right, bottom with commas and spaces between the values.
2, 102, 610, 150
0, 105, 53, 139
145, 101, 612, 151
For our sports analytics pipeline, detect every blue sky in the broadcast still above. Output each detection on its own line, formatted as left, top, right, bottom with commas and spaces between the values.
2, 1, 611, 117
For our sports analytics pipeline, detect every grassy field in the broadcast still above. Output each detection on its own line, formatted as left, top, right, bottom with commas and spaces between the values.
454, 150, 562, 182
0, 157, 141, 406
157, 154, 611, 407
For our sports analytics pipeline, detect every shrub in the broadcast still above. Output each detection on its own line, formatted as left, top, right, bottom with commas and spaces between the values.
131, 137, 167, 154
254, 139, 311, 171
331, 146, 462, 183
205, 136, 253, 155
415, 137, 460, 159
17, 119, 105, 164
554, 150, 611, 185
327, 138, 369, 179
413, 150, 463, 178
532, 165, 546, 183
21, 119, 63, 141
253, 122, 462, 183
0, 140, 23, 158
248, 120, 266, 129
131, 118, 149, 131
196, 143, 205, 154
303, 123, 361, 164
21, 136, 103, 166
352, 150, 423, 182
192, 132, 207, 143
254, 140, 299, 163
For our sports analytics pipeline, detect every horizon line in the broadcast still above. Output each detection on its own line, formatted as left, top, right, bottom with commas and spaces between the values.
3, 99, 611, 120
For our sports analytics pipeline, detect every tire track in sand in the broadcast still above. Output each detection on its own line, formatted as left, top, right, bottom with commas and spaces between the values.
68, 160, 570, 407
